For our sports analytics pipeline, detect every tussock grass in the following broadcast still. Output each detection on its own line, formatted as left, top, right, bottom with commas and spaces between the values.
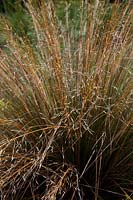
0, 0, 132, 199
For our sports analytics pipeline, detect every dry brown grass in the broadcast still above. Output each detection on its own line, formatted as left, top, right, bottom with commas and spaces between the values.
0, 0, 132, 199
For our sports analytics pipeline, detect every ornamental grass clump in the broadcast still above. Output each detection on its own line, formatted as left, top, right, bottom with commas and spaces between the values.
0, 0, 132, 199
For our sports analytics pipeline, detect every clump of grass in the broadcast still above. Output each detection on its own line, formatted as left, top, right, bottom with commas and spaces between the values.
0, 0, 132, 199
